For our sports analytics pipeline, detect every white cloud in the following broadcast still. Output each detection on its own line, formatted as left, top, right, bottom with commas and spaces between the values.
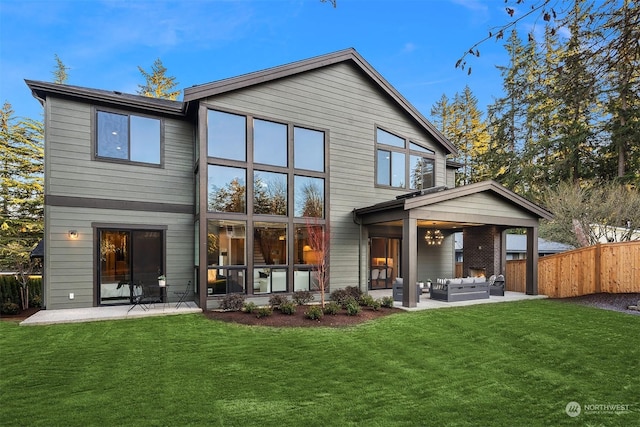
401, 42, 417, 54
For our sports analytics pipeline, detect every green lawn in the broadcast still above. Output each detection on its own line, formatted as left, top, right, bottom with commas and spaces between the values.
1, 300, 638, 426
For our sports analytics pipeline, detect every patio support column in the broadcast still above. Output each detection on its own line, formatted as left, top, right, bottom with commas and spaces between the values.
402, 216, 418, 307
526, 227, 539, 295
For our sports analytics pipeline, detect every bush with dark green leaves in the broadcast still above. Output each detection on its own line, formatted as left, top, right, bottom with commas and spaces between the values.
305, 305, 324, 320
323, 301, 341, 315
1, 301, 19, 315
256, 307, 273, 318
381, 296, 394, 308
280, 301, 297, 315
219, 294, 245, 311
292, 290, 314, 305
345, 299, 361, 316
268, 294, 289, 309
243, 302, 257, 314
359, 294, 375, 307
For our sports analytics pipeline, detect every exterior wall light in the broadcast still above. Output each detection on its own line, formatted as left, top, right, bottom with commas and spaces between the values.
68, 230, 79, 239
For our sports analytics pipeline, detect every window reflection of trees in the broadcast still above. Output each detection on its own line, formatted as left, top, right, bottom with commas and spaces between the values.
208, 178, 246, 213
300, 182, 323, 218
254, 172, 287, 215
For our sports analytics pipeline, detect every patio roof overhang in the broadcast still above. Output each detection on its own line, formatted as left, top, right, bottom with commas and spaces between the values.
353, 180, 552, 227
353, 181, 553, 308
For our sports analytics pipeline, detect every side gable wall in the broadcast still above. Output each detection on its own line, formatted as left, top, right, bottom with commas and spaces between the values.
201, 61, 451, 288
43, 96, 195, 309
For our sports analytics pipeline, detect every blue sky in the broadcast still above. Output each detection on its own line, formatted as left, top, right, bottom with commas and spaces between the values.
1, 0, 526, 122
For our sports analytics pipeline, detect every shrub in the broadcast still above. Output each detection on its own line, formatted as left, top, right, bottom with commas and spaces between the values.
29, 294, 42, 308
305, 305, 324, 320
256, 307, 273, 318
381, 296, 394, 308
292, 290, 314, 305
371, 299, 382, 311
268, 294, 289, 309
243, 302, 257, 314
345, 286, 363, 300
1, 301, 19, 315
331, 286, 363, 306
280, 301, 297, 315
329, 289, 349, 306
323, 301, 341, 315
219, 294, 245, 311
345, 299, 361, 316
359, 294, 375, 307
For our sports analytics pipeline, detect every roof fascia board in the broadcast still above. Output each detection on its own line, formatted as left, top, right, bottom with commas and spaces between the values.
183, 48, 458, 155
26, 80, 186, 117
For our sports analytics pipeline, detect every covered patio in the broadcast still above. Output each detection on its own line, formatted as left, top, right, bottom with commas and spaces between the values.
355, 181, 553, 308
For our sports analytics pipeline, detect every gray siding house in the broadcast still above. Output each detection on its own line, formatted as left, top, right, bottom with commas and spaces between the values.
27, 48, 551, 310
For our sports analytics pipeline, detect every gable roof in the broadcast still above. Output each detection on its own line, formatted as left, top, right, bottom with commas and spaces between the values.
184, 48, 458, 155
26, 80, 185, 117
354, 180, 553, 221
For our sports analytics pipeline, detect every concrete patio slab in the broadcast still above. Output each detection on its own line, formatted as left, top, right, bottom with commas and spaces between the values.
20, 301, 202, 326
368, 290, 547, 311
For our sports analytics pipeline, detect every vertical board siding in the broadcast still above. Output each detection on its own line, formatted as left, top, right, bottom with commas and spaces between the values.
203, 62, 451, 290
506, 241, 640, 297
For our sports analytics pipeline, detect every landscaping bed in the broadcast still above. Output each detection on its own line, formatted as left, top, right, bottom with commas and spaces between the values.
556, 292, 640, 316
204, 304, 404, 327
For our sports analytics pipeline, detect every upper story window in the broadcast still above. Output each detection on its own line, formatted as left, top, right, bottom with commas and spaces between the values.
294, 127, 324, 172
96, 111, 161, 165
254, 119, 287, 167
207, 108, 326, 218
208, 110, 246, 161
375, 127, 435, 190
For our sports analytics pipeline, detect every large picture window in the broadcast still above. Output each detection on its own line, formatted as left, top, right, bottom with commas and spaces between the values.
205, 108, 327, 295
96, 111, 161, 164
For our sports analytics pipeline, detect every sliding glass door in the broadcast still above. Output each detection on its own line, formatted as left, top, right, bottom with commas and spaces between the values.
369, 237, 401, 290
98, 229, 163, 305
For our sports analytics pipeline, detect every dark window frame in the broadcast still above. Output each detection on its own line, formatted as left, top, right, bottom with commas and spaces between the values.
92, 107, 164, 167
375, 126, 437, 190
203, 106, 329, 296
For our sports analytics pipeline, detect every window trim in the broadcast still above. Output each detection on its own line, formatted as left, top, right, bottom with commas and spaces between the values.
92, 106, 164, 168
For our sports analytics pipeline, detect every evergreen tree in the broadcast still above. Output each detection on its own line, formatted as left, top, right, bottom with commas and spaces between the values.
137, 58, 181, 100
597, 0, 640, 184
484, 30, 531, 194
52, 54, 69, 84
550, 0, 600, 184
0, 102, 44, 270
430, 89, 489, 186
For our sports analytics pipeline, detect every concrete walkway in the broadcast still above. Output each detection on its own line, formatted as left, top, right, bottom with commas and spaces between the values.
369, 289, 547, 311
20, 301, 202, 326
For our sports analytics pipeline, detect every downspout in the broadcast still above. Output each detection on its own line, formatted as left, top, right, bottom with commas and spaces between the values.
352, 209, 363, 293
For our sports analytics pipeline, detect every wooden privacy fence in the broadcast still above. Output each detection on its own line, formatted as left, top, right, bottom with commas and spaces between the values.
505, 241, 640, 297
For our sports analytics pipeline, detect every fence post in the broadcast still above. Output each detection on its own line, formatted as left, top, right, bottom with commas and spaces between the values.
594, 243, 601, 293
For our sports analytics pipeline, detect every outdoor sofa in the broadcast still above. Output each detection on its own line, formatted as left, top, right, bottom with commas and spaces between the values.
430, 277, 490, 302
